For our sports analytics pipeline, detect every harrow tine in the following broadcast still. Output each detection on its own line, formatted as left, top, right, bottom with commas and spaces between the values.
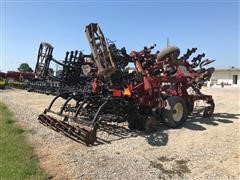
64, 51, 69, 62
179, 47, 197, 60
38, 113, 97, 146
74, 50, 78, 62
199, 59, 215, 68
191, 53, 205, 68
191, 53, 205, 63
59, 96, 74, 114
77, 51, 83, 62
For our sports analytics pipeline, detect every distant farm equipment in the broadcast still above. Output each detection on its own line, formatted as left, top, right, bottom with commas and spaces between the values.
31, 23, 215, 145
0, 71, 35, 89
1, 71, 35, 81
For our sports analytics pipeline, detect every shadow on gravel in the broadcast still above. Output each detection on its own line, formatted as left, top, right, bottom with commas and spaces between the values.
95, 122, 169, 147
43, 111, 239, 146
143, 129, 168, 146
93, 112, 240, 146
183, 112, 240, 131
39, 111, 239, 147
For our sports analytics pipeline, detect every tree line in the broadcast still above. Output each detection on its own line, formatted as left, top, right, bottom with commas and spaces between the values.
17, 63, 53, 75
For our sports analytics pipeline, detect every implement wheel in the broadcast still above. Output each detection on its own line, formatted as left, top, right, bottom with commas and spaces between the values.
127, 112, 146, 131
157, 46, 180, 61
203, 101, 215, 118
162, 96, 187, 128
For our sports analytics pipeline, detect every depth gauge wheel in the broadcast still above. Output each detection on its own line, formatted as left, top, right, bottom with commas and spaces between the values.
187, 100, 194, 115
162, 96, 187, 128
156, 46, 180, 61
203, 101, 215, 118
127, 112, 146, 131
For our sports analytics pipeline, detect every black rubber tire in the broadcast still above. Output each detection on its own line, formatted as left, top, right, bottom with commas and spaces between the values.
162, 96, 188, 128
157, 46, 180, 61
187, 100, 194, 115
127, 112, 146, 131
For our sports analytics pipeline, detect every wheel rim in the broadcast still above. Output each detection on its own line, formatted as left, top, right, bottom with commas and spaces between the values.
172, 102, 184, 122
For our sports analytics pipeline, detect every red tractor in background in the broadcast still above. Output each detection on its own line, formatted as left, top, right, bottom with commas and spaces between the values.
0, 71, 35, 81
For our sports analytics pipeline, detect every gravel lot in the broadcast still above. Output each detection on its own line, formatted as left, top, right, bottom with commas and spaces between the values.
1, 87, 239, 180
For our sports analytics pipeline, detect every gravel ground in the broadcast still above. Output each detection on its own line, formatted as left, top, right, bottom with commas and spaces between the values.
0, 87, 239, 180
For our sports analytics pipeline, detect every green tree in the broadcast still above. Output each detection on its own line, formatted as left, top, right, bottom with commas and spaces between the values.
18, 63, 33, 72
48, 68, 54, 75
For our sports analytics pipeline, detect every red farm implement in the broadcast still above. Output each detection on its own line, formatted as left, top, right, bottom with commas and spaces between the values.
34, 23, 215, 145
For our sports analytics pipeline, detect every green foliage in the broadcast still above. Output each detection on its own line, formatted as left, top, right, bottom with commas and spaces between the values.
8, 81, 27, 89
0, 102, 47, 179
18, 63, 33, 72
0, 80, 7, 89
48, 68, 54, 75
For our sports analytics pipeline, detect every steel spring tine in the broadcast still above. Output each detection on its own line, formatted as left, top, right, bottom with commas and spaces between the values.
191, 53, 205, 63
74, 50, 78, 62
77, 51, 83, 62
59, 96, 74, 114
69, 51, 74, 63
180, 48, 197, 60
64, 51, 69, 62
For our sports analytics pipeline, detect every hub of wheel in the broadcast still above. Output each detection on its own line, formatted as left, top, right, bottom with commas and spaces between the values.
172, 102, 184, 122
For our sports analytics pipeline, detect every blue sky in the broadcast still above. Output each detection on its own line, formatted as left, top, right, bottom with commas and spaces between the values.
1, 0, 239, 72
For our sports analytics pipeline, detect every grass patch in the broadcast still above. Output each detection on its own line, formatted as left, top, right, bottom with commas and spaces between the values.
0, 102, 47, 179
150, 156, 191, 179
8, 81, 27, 89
